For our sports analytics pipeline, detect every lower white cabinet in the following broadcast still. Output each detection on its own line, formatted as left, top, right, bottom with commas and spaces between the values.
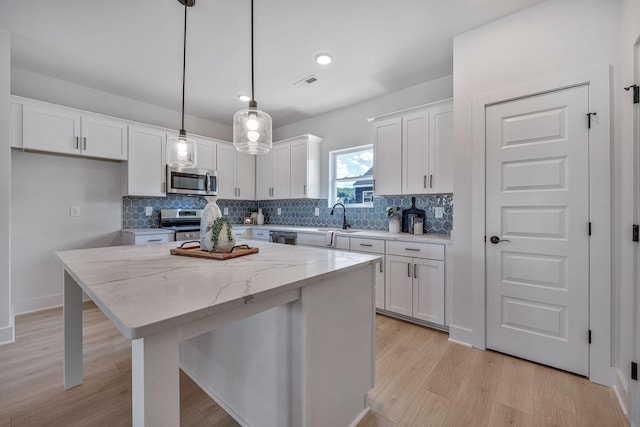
350, 237, 385, 309
384, 241, 445, 325
121, 229, 174, 245
297, 232, 350, 250
250, 228, 270, 241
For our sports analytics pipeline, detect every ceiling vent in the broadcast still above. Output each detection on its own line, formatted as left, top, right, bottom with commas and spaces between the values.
293, 75, 320, 88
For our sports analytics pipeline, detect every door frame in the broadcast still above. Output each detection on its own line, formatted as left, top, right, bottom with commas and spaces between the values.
470, 64, 612, 386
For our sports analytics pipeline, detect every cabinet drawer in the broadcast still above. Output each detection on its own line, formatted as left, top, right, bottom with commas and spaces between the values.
251, 228, 270, 241
350, 237, 384, 254
297, 233, 349, 250
134, 233, 173, 245
385, 240, 444, 260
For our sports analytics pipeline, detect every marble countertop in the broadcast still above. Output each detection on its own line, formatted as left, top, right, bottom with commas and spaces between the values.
121, 228, 175, 235
56, 240, 379, 340
235, 224, 451, 244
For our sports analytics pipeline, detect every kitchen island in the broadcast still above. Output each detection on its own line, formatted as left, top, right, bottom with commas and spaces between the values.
56, 239, 379, 427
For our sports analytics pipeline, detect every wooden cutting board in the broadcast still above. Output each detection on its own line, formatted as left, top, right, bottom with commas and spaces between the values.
170, 245, 259, 260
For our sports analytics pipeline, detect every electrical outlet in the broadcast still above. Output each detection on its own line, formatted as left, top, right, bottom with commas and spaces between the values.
69, 206, 81, 217
145, 206, 153, 217
435, 207, 444, 219
277, 208, 282, 216
314, 207, 320, 216
223, 207, 229, 215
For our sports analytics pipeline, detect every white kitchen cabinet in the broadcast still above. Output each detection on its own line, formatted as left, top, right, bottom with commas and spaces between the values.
256, 143, 290, 199
372, 117, 402, 195
20, 98, 127, 161
217, 143, 255, 200
372, 99, 452, 196
351, 237, 385, 310
121, 229, 175, 245
250, 228, 270, 241
384, 240, 445, 325
122, 125, 167, 197
297, 232, 350, 250
289, 135, 322, 199
190, 135, 217, 171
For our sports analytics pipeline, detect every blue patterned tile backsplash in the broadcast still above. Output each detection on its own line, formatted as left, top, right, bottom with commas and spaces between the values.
122, 194, 453, 235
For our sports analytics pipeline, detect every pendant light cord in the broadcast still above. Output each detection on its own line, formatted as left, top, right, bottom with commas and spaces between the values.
251, 0, 255, 102
181, 0, 188, 132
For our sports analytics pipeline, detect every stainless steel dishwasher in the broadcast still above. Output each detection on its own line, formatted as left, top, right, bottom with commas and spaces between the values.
269, 230, 297, 245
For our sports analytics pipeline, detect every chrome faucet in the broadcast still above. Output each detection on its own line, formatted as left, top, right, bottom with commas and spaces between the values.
330, 203, 350, 230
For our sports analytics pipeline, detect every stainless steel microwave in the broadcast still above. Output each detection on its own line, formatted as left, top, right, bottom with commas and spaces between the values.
166, 166, 217, 196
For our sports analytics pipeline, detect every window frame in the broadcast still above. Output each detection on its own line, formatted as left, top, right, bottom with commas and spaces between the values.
328, 144, 374, 209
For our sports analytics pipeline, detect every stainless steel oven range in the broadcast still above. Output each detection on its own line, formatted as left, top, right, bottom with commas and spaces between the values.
160, 209, 202, 241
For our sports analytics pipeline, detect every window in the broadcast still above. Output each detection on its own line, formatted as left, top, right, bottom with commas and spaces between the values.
329, 145, 374, 208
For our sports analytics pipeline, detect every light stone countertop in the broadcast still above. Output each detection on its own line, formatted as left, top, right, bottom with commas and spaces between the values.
56, 240, 380, 340
235, 224, 452, 244
121, 228, 175, 235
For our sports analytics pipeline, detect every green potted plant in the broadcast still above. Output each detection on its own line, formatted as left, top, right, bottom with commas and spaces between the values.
386, 206, 401, 234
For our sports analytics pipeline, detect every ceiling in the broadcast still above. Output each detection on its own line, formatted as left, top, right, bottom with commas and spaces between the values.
0, 0, 544, 128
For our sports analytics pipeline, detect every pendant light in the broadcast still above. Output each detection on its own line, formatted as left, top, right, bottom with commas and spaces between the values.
233, 0, 272, 155
167, 0, 197, 167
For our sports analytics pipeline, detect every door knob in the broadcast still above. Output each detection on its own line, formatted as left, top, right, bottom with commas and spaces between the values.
490, 236, 511, 244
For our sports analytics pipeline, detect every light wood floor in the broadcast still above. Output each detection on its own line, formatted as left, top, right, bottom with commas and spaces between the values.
0, 303, 628, 427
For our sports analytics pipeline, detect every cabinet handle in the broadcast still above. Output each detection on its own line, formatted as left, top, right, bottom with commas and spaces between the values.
414, 264, 417, 279
407, 263, 411, 277
304, 184, 306, 195
74, 136, 79, 149
238, 188, 241, 197
430, 174, 433, 188
147, 239, 162, 242
359, 243, 373, 247
424, 175, 427, 189
162, 182, 166, 193
379, 262, 383, 273
405, 248, 420, 252
373, 179, 376, 191
82, 137, 87, 150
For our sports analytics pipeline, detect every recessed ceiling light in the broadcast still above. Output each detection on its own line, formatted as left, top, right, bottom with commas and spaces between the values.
238, 95, 251, 102
315, 53, 333, 65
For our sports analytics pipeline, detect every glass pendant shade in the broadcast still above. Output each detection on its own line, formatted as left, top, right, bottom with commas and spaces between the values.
233, 104, 272, 155
167, 130, 197, 167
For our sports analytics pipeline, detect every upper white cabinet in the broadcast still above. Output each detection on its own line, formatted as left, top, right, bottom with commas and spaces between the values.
122, 125, 167, 197
256, 134, 322, 200
217, 143, 255, 200
256, 143, 290, 199
18, 97, 127, 161
191, 135, 217, 171
372, 99, 453, 196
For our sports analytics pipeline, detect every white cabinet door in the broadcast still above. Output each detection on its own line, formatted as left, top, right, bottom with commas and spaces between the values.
193, 137, 217, 171
23, 103, 81, 155
81, 114, 127, 160
385, 254, 413, 316
125, 125, 166, 197
373, 117, 402, 195
375, 256, 385, 310
402, 110, 429, 195
216, 143, 237, 199
256, 150, 273, 199
429, 102, 453, 194
412, 258, 444, 324
290, 139, 308, 198
272, 143, 290, 199
235, 151, 255, 200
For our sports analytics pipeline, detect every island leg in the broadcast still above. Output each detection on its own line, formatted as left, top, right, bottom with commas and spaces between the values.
63, 270, 83, 389
132, 328, 180, 427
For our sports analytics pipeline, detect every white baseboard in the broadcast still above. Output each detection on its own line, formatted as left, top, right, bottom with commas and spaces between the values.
448, 325, 475, 348
13, 294, 62, 315
349, 407, 370, 427
613, 368, 630, 419
0, 323, 14, 345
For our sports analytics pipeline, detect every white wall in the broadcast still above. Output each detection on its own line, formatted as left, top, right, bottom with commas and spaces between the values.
451, 0, 618, 350
0, 29, 13, 344
11, 68, 233, 141
274, 75, 453, 197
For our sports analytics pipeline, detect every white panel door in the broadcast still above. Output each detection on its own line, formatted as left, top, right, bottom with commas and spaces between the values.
486, 85, 590, 376
412, 259, 444, 324
127, 126, 166, 197
235, 151, 255, 200
193, 138, 216, 171
290, 139, 308, 198
216, 143, 237, 199
272, 143, 291, 199
384, 255, 412, 316
255, 150, 273, 199
23, 104, 81, 155
373, 117, 402, 195
402, 110, 429, 195
81, 114, 127, 160
430, 104, 453, 194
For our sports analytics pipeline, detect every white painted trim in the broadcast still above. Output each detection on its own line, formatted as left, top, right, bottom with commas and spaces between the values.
348, 407, 371, 427
471, 63, 613, 385
448, 325, 475, 348
13, 294, 62, 315
614, 368, 630, 419
0, 324, 14, 345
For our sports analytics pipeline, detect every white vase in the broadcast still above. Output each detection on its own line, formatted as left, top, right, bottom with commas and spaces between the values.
389, 216, 401, 234
200, 196, 236, 252
256, 208, 264, 225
